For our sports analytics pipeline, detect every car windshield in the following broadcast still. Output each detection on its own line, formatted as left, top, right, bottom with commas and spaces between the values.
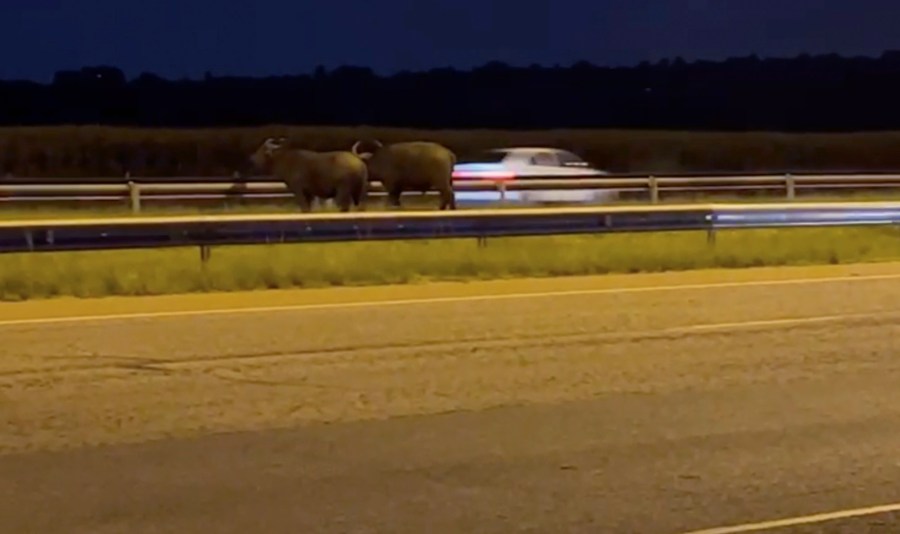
456, 150, 508, 164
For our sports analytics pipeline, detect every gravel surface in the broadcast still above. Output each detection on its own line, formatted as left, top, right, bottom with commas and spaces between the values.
1, 264, 900, 533
1, 263, 900, 454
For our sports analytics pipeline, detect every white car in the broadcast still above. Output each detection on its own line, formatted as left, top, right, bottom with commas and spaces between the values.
451, 147, 615, 205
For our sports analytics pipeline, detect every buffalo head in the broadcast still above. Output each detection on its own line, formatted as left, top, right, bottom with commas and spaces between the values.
250, 137, 288, 170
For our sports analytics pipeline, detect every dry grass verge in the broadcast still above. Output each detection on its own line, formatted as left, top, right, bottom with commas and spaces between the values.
2, 226, 900, 301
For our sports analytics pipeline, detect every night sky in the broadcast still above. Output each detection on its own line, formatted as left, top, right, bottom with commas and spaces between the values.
2, 0, 896, 82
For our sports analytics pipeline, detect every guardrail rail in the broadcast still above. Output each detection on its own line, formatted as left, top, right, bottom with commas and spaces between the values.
2, 202, 899, 260
2, 173, 900, 212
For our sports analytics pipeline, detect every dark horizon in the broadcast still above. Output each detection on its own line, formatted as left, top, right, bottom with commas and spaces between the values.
5, 49, 900, 132
3, 48, 899, 84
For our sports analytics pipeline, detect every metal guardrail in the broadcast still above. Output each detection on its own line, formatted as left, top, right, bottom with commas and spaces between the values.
2, 173, 900, 212
1, 202, 899, 257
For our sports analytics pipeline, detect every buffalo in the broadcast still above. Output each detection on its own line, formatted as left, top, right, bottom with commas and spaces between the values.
250, 137, 368, 212
351, 140, 457, 210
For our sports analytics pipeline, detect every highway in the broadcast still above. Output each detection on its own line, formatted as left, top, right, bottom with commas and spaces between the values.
1, 263, 900, 533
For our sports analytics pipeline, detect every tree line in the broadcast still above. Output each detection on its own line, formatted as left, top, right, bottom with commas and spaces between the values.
4, 51, 900, 131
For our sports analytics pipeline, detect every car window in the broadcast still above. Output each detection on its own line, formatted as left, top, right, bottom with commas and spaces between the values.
556, 150, 588, 166
530, 152, 559, 166
457, 150, 507, 164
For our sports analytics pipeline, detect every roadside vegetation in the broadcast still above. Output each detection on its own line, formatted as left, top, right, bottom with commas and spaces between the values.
5, 126, 900, 178
2, 227, 899, 301
3, 125, 900, 302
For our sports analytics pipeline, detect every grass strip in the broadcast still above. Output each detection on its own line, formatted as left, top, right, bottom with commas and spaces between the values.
2, 227, 900, 301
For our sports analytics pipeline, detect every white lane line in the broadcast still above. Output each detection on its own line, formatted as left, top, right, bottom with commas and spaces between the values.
675, 312, 889, 333
1, 272, 900, 328
680, 502, 900, 533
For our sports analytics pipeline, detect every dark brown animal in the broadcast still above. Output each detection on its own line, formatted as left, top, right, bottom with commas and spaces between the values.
351, 140, 456, 210
251, 138, 368, 212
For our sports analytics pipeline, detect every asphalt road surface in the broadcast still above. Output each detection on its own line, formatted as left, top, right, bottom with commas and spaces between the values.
2, 263, 900, 534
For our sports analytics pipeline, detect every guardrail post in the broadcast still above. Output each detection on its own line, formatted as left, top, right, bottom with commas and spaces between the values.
649, 176, 659, 204
785, 173, 796, 200
128, 181, 141, 213
23, 229, 34, 251
706, 211, 717, 246
200, 245, 211, 263
497, 181, 507, 203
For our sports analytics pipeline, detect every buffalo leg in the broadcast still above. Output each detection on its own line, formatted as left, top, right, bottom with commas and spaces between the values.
439, 188, 456, 210
352, 184, 367, 211
335, 188, 352, 213
296, 191, 313, 213
290, 191, 311, 212
387, 187, 403, 209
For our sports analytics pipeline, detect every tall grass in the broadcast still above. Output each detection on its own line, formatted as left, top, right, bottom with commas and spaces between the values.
6, 126, 900, 177
2, 227, 899, 301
